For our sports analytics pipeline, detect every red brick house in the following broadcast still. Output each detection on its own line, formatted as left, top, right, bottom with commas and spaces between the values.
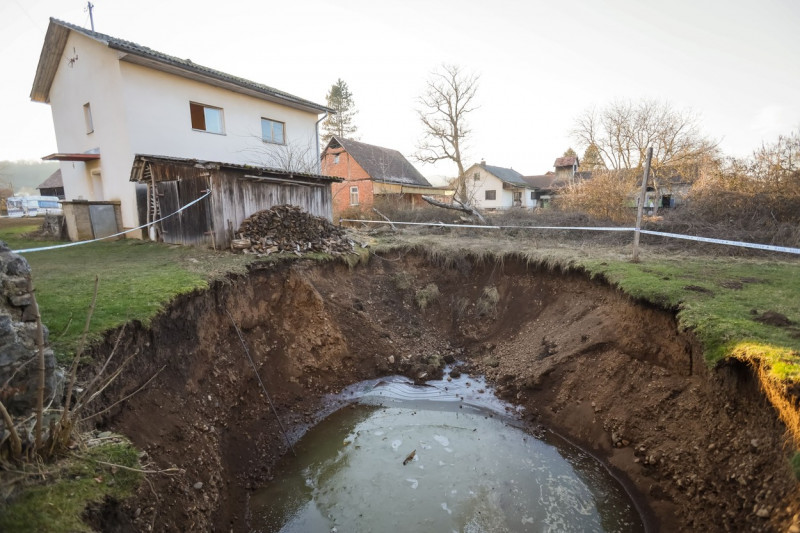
320, 136, 451, 218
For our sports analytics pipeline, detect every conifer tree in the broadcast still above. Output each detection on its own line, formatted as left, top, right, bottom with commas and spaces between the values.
322, 79, 358, 143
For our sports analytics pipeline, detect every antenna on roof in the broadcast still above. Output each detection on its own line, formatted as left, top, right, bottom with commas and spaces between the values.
85, 2, 95, 31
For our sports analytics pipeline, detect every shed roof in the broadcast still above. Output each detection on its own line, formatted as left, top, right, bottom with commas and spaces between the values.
129, 154, 342, 184
326, 137, 432, 187
31, 18, 331, 114
37, 169, 63, 189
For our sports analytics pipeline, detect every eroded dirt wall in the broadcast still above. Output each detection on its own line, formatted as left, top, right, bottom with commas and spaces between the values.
88, 253, 798, 532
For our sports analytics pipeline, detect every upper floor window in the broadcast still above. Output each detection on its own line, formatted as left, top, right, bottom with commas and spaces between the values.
334, 154, 340, 164
485, 190, 496, 200
190, 102, 224, 134
261, 118, 285, 144
473, 172, 480, 181
350, 186, 359, 206
83, 103, 94, 134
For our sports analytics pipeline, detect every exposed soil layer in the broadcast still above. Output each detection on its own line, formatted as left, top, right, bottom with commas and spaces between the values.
87, 252, 800, 532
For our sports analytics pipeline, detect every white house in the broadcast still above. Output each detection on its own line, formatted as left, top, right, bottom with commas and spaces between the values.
30, 18, 331, 234
464, 161, 536, 210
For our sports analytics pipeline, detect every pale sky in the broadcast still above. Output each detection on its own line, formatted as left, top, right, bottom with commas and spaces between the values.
1, 0, 798, 180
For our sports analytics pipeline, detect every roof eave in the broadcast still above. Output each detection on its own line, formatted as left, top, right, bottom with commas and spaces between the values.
30, 21, 71, 103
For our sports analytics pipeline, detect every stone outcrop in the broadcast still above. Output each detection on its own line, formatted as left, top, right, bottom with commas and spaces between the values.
0, 241, 60, 416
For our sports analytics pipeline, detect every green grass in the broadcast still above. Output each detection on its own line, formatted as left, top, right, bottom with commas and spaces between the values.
0, 441, 142, 533
1, 222, 256, 360
578, 256, 800, 374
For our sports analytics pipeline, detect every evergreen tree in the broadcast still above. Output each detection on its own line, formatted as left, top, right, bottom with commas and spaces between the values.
322, 79, 358, 143
580, 143, 606, 171
563, 147, 577, 158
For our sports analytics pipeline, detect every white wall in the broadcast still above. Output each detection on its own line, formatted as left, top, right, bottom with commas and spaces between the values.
466, 165, 535, 209
47, 32, 322, 231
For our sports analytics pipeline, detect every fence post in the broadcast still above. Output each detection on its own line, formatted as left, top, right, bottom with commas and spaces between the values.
632, 147, 653, 263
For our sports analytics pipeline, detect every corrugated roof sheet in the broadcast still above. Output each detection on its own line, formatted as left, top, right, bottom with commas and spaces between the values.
331, 137, 432, 187
32, 19, 331, 113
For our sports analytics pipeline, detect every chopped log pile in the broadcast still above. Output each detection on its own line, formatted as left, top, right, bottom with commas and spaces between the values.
234, 204, 354, 255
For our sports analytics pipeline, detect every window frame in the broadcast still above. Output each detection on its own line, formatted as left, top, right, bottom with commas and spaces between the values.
190, 102, 225, 134
261, 117, 286, 145
485, 190, 497, 201
83, 103, 94, 134
349, 186, 359, 206
334, 154, 340, 164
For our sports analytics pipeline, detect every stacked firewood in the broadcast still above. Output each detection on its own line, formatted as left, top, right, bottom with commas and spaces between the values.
234, 204, 354, 255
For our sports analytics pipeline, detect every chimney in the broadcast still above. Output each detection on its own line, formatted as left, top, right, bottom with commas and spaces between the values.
480, 159, 486, 167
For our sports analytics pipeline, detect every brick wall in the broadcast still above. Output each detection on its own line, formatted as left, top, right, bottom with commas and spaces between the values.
322, 148, 375, 219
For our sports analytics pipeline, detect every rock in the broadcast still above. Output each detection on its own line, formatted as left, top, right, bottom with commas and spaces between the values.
788, 525, 800, 533
388, 355, 395, 364
449, 368, 462, 379
193, 482, 204, 490
755, 507, 770, 519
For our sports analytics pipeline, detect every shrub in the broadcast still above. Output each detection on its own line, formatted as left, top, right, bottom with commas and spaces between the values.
415, 283, 440, 310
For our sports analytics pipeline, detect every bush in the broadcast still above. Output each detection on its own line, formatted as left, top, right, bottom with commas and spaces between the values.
415, 283, 440, 310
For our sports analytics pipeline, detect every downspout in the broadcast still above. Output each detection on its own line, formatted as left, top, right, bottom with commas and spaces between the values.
315, 112, 328, 174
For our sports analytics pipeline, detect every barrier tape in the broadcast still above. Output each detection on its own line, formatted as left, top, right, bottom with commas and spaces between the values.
339, 219, 800, 255
11, 190, 212, 254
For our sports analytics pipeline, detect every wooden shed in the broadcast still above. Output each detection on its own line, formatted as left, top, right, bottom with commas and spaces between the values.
130, 155, 341, 248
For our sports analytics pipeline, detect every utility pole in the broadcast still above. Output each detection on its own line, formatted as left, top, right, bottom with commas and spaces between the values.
86, 2, 95, 31
632, 146, 653, 263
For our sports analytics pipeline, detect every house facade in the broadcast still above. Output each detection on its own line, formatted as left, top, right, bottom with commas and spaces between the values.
31, 18, 331, 234
321, 136, 451, 218
465, 161, 536, 210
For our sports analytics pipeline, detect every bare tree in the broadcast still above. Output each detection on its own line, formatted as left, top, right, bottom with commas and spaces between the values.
572, 99, 718, 210
415, 64, 480, 204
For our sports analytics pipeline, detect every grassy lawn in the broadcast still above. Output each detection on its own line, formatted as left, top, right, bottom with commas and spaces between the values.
0, 441, 142, 533
1, 219, 255, 359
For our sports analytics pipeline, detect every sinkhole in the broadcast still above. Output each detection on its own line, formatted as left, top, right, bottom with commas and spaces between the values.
249, 371, 644, 533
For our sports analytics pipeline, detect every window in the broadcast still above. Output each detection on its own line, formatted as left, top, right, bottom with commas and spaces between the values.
350, 186, 359, 206
473, 172, 480, 181
334, 154, 340, 164
190, 102, 224, 134
485, 190, 496, 200
83, 103, 93, 134
261, 118, 285, 144
530, 191, 535, 200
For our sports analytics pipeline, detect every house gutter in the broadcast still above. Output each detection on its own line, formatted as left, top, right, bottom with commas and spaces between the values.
315, 112, 328, 173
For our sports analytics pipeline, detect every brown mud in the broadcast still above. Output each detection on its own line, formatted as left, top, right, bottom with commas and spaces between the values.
86, 252, 799, 532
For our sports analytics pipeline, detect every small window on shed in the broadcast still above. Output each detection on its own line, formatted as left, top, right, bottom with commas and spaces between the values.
83, 103, 94, 134
485, 190, 496, 201
350, 186, 359, 206
530, 191, 535, 200
190, 102, 224, 134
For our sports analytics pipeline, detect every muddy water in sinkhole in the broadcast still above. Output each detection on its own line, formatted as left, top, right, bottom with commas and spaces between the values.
249, 370, 645, 533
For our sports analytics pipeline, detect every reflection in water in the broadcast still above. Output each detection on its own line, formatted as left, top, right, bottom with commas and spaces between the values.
250, 376, 644, 533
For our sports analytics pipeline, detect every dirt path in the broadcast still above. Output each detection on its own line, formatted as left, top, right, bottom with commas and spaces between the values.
86, 252, 799, 532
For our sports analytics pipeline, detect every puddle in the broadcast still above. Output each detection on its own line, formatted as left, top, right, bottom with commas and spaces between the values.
249, 371, 645, 532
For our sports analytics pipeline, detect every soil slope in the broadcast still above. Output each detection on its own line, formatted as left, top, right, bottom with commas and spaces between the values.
86, 253, 799, 532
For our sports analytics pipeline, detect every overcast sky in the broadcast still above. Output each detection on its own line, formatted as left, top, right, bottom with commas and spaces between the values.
1, 0, 798, 180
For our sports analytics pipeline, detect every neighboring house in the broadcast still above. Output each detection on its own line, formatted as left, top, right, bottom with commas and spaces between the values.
465, 161, 535, 210
320, 136, 451, 217
522, 172, 584, 208
554, 156, 580, 180
37, 169, 65, 199
31, 18, 333, 240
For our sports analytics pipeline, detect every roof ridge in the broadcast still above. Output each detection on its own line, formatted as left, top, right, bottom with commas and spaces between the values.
45, 18, 331, 113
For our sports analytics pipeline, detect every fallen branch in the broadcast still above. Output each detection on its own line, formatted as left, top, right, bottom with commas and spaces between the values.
421, 195, 486, 223
372, 208, 396, 231
96, 460, 183, 476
